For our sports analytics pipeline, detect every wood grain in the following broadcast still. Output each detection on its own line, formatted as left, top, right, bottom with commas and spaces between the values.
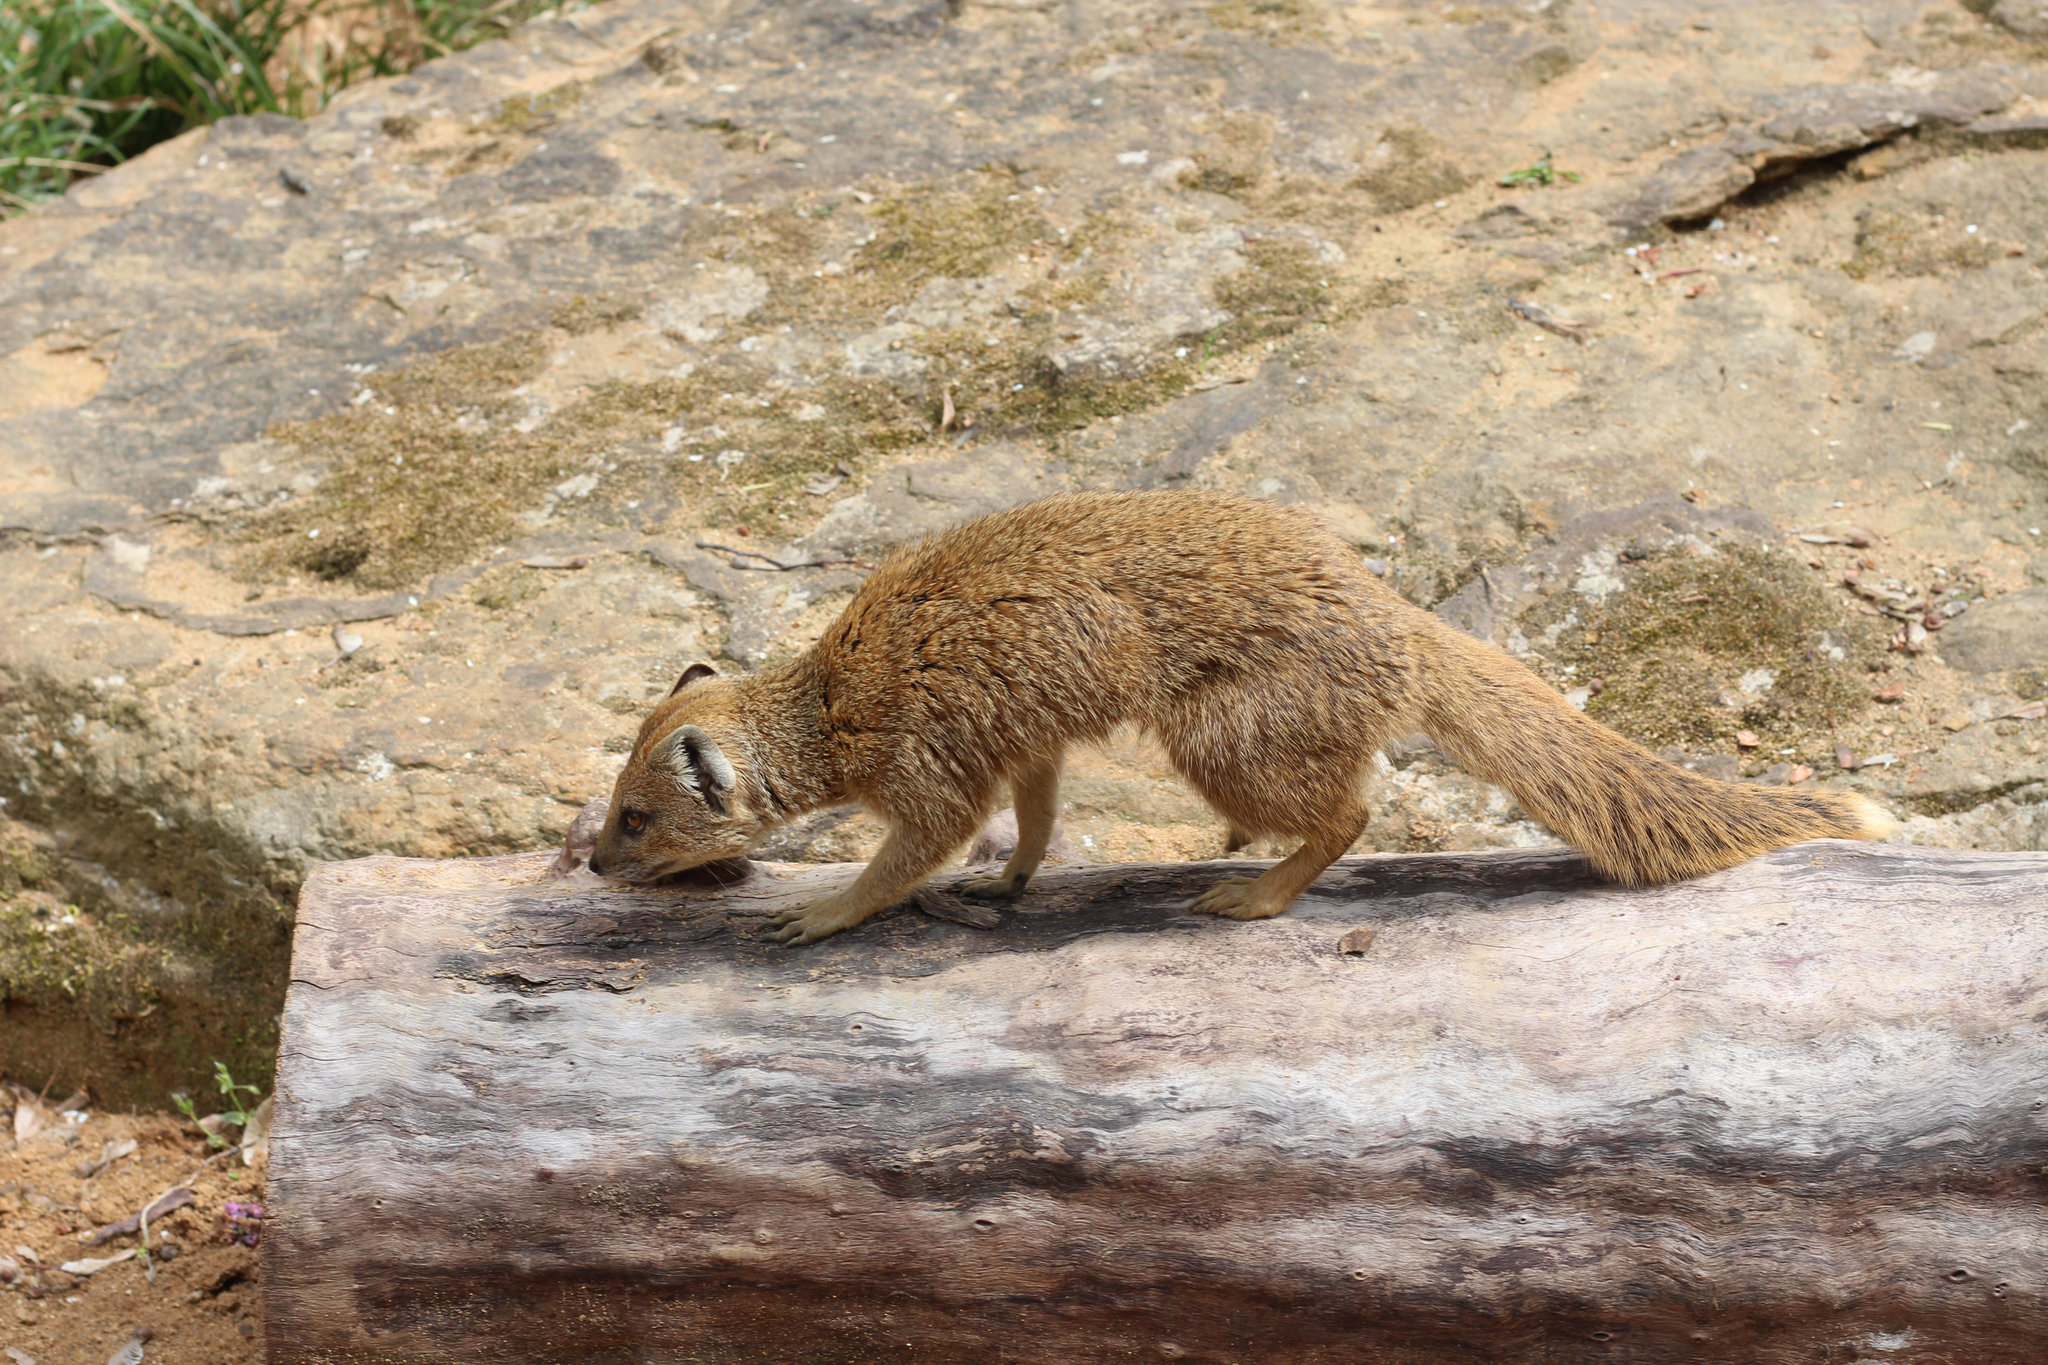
264, 840, 2048, 1363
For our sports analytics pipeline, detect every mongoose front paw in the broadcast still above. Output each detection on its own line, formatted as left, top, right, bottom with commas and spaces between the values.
956, 873, 1024, 901
768, 896, 870, 946
1190, 877, 1286, 921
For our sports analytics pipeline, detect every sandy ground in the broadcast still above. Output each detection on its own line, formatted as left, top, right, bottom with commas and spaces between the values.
2, 1113, 263, 1365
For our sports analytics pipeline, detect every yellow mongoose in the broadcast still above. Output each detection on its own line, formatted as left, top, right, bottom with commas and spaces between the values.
588, 490, 1893, 944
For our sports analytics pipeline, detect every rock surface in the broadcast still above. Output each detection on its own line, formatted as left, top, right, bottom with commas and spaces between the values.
1938, 584, 2048, 670
2, 0, 2046, 1099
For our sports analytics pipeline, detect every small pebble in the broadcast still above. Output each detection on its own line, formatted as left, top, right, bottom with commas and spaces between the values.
1337, 927, 1376, 956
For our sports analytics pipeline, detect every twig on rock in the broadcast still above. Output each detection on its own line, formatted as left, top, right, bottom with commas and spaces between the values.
696, 542, 871, 572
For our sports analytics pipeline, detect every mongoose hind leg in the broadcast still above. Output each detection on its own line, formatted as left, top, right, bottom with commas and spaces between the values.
1222, 826, 1255, 855
1191, 803, 1369, 921
959, 751, 1063, 901
773, 808, 982, 945
1159, 685, 1380, 920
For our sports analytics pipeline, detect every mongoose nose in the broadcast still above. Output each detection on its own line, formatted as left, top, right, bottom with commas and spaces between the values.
586, 854, 607, 877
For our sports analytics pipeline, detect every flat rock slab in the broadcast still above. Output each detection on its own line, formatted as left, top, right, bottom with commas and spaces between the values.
266, 841, 2048, 1362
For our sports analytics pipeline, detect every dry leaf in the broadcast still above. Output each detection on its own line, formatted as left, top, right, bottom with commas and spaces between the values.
59, 1252, 130, 1276
1337, 927, 1377, 956
73, 1137, 137, 1180
240, 1095, 273, 1168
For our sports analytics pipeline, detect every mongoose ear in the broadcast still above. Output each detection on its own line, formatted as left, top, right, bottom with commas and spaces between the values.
668, 663, 719, 697
659, 725, 737, 810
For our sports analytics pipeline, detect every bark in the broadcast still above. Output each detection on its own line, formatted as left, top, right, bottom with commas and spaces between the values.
264, 836, 2048, 1364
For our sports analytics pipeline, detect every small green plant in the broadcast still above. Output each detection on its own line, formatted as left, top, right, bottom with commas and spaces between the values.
172, 1060, 262, 1147
1498, 151, 1580, 188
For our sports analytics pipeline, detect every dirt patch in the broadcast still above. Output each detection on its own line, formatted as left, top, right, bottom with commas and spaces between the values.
1, 1112, 265, 1365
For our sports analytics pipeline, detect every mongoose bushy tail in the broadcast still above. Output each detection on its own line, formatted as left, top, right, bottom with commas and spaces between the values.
1409, 613, 1896, 886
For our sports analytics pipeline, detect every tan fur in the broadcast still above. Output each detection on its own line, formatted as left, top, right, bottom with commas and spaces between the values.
589, 490, 1895, 944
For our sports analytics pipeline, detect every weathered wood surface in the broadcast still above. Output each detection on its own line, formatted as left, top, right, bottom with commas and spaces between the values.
265, 838, 2048, 1364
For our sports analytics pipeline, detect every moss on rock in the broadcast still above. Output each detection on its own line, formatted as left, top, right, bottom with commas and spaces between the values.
552, 293, 645, 335
857, 172, 1057, 291
486, 80, 584, 134
1204, 0, 1327, 43
234, 155, 1385, 574
0, 900, 170, 1039
243, 334, 556, 588
1351, 127, 1475, 213
1555, 545, 1883, 754
1844, 206, 2000, 279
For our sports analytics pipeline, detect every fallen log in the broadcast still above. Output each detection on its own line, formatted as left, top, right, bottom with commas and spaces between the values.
265, 828, 2048, 1363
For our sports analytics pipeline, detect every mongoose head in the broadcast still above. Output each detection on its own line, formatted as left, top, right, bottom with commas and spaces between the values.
588, 665, 766, 881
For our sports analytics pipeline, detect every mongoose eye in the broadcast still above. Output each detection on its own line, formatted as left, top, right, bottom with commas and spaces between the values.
622, 810, 646, 833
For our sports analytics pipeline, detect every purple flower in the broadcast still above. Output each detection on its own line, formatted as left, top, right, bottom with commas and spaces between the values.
219, 1200, 266, 1248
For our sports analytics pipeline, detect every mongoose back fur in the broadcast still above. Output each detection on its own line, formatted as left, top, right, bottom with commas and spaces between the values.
589, 489, 1894, 944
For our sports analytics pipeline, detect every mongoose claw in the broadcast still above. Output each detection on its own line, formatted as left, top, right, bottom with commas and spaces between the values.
1190, 876, 1284, 921
768, 897, 868, 946
955, 873, 1023, 901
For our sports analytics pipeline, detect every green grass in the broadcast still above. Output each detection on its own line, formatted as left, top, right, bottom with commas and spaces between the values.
1, 0, 577, 213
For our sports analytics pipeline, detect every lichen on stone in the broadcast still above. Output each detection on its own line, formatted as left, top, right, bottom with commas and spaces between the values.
567, 369, 928, 528
0, 902, 170, 1035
